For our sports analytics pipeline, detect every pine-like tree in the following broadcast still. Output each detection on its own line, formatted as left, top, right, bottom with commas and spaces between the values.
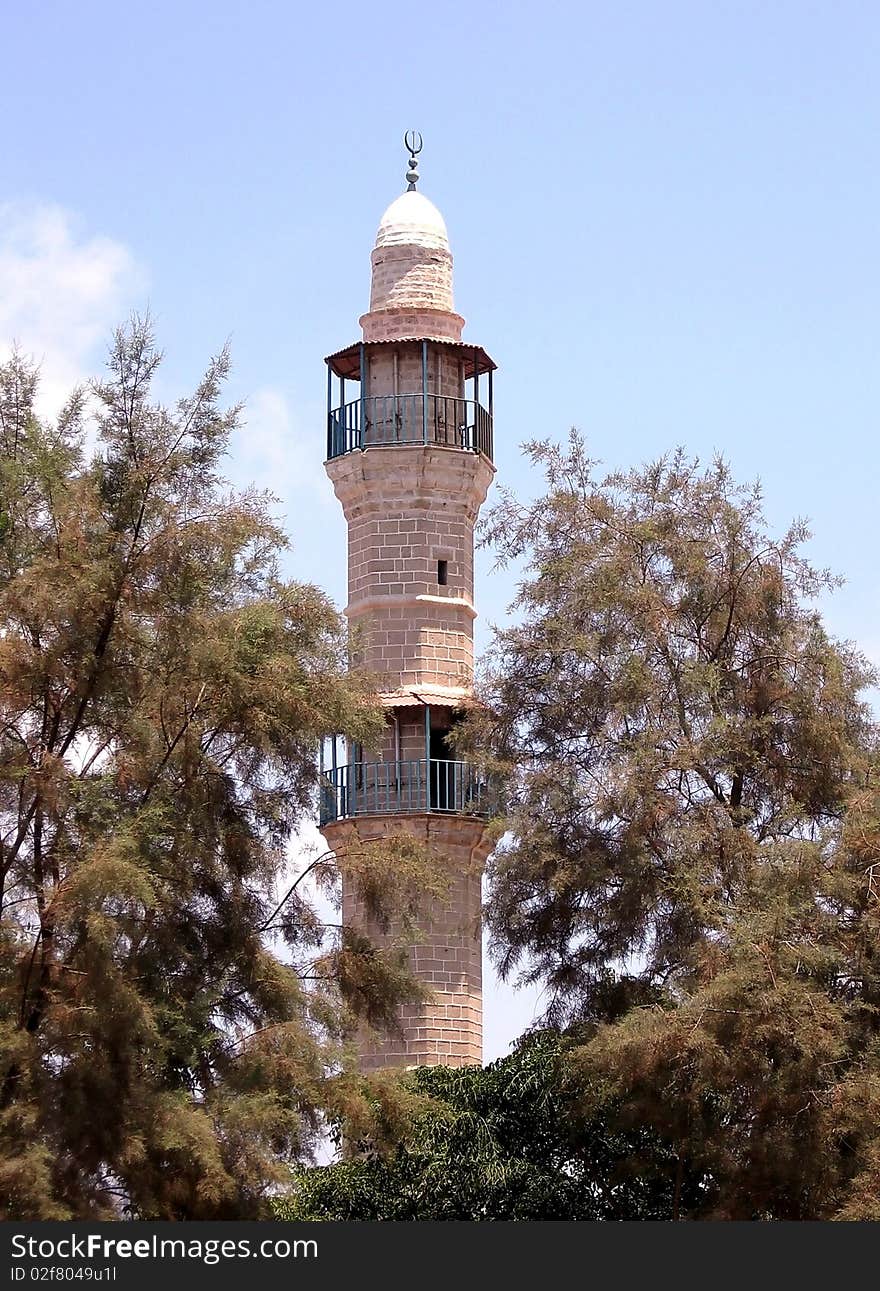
0, 320, 430, 1218
460, 433, 880, 1218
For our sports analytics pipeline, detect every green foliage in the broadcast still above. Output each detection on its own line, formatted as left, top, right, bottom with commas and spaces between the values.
457, 434, 880, 1219
575, 798, 880, 1218
0, 324, 430, 1218
467, 435, 874, 1016
274, 1031, 701, 1220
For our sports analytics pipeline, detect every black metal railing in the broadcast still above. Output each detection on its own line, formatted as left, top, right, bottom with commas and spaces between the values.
319, 758, 498, 825
327, 395, 493, 462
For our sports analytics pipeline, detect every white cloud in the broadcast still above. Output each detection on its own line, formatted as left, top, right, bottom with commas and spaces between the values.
227, 387, 345, 595
230, 385, 336, 510
0, 202, 143, 416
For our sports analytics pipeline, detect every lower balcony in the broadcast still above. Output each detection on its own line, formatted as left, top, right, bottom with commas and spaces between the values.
319, 758, 497, 826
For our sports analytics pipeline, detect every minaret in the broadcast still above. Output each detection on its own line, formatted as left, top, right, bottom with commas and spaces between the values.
319, 136, 497, 1069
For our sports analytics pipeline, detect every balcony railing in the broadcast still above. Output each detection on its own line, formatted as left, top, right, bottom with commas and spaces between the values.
326, 394, 493, 463
319, 758, 498, 826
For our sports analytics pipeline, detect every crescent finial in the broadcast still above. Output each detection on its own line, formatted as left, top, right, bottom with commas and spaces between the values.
404, 130, 423, 190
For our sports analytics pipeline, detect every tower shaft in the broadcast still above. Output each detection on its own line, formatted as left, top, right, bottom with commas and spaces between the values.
319, 166, 496, 1070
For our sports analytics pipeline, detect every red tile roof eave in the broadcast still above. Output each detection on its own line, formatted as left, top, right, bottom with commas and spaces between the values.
325, 338, 497, 381
379, 691, 482, 710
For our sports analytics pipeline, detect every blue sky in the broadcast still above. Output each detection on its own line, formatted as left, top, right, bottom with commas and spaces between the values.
3, 0, 879, 1057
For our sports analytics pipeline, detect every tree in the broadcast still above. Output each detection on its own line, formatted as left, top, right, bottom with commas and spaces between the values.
275, 1031, 705, 1220
572, 794, 880, 1219
458, 434, 880, 1218
0, 321, 431, 1219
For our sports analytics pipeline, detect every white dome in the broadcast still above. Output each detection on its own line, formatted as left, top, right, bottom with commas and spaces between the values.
375, 190, 449, 252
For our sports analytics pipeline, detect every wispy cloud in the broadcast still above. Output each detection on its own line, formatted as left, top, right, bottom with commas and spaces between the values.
229, 386, 344, 594
228, 382, 332, 524
0, 202, 143, 415
230, 386, 335, 511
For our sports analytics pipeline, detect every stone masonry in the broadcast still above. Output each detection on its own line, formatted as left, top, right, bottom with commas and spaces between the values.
328, 445, 493, 692
327, 813, 493, 1069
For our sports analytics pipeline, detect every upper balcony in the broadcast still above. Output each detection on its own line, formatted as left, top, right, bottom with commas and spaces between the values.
319, 757, 499, 827
327, 393, 492, 462
324, 338, 496, 466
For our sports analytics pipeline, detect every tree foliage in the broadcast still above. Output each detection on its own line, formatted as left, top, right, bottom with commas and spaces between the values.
275, 1031, 703, 1220
0, 322, 433, 1219
457, 434, 880, 1218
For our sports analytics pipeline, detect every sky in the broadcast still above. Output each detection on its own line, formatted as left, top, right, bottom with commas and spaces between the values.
3, 0, 879, 1059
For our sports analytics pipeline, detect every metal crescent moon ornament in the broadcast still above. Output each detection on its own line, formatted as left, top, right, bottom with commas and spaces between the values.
404, 130, 423, 157
404, 131, 423, 190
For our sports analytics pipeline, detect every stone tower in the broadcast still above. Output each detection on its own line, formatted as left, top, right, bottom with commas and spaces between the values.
319, 140, 497, 1070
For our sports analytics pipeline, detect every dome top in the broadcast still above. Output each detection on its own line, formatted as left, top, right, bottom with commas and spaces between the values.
375, 190, 449, 252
